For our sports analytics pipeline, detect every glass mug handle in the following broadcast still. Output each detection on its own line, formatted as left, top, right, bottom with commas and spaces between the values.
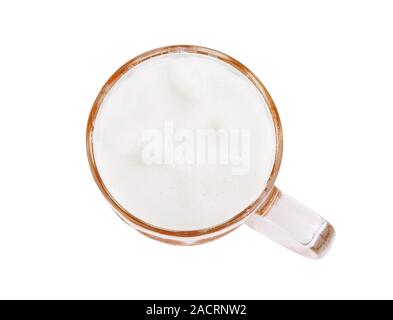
246, 187, 335, 259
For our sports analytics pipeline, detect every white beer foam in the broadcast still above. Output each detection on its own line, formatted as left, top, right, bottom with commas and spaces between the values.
93, 52, 276, 231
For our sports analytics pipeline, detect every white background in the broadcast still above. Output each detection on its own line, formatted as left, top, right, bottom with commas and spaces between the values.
0, 1, 392, 300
